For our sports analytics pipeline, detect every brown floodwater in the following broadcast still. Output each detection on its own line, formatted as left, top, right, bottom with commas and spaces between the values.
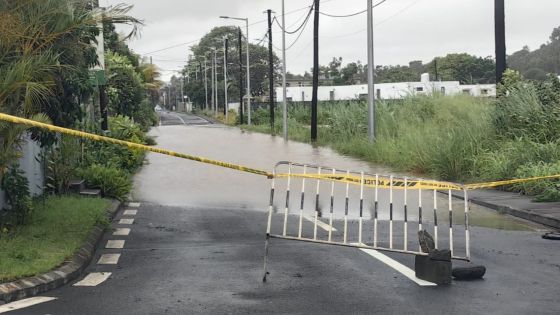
133, 123, 533, 232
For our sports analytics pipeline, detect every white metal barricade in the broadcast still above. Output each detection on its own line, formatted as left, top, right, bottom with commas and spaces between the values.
263, 161, 471, 282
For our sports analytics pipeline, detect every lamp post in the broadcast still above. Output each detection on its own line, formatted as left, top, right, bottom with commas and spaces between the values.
223, 37, 229, 121
219, 16, 251, 125
204, 56, 208, 110
367, 0, 376, 142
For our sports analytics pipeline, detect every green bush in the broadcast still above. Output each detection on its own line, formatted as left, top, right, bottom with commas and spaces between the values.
83, 116, 147, 173
79, 164, 131, 200
1, 165, 33, 226
45, 135, 80, 194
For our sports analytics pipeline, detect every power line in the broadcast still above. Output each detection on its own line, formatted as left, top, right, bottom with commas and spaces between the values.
318, 0, 387, 18
140, 0, 336, 56
273, 2, 314, 34
319, 0, 422, 40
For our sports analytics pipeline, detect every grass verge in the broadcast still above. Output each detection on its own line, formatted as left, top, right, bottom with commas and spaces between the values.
0, 196, 110, 282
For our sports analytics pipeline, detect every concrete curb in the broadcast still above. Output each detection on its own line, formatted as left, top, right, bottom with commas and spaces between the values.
443, 191, 560, 230
0, 199, 121, 303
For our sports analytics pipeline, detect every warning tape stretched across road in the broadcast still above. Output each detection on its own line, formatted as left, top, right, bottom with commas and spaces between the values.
1, 112, 559, 191
0, 113, 270, 178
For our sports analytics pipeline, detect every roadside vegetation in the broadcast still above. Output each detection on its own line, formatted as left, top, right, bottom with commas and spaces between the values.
244, 70, 560, 201
0, 0, 157, 281
0, 196, 110, 282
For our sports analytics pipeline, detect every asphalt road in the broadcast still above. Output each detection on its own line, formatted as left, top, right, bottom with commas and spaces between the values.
8, 112, 560, 314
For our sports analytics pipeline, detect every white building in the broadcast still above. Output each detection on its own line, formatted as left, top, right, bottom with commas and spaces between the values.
276, 73, 496, 102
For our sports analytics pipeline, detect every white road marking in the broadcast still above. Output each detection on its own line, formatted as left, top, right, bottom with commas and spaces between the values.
303, 215, 337, 232
113, 228, 130, 236
358, 248, 437, 286
73, 272, 112, 287
0, 297, 57, 313
106, 240, 125, 249
172, 113, 186, 125
123, 209, 137, 216
119, 218, 134, 225
98, 253, 121, 265
128, 202, 141, 208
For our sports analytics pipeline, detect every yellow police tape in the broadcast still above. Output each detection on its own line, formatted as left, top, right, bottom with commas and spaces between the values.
2, 112, 559, 191
0, 113, 270, 178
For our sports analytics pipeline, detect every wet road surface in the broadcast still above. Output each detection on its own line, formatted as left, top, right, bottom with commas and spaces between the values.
8, 112, 560, 314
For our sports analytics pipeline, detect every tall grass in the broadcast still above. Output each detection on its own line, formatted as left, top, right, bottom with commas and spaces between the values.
243, 91, 560, 201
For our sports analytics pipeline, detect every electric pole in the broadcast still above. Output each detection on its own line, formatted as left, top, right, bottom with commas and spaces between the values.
213, 49, 218, 116
238, 27, 244, 124
204, 57, 208, 110
267, 9, 275, 133
311, 0, 320, 142
92, 0, 108, 131
181, 77, 185, 111
281, 0, 288, 140
495, 0, 506, 84
367, 0, 376, 142
223, 37, 229, 120
211, 51, 215, 113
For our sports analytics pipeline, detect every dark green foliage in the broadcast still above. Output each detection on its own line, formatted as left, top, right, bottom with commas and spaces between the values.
508, 26, 560, 79
45, 136, 81, 195
185, 26, 281, 109
1, 165, 33, 226
78, 164, 131, 200
494, 74, 560, 143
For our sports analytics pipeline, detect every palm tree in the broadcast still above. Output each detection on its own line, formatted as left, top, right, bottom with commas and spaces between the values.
0, 0, 142, 178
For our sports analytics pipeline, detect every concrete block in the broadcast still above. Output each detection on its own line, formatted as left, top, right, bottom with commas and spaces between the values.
415, 255, 452, 285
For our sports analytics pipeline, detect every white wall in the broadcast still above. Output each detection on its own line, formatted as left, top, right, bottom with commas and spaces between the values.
276, 81, 496, 102
0, 136, 44, 209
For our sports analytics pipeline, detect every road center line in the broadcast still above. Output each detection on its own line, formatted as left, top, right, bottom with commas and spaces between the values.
303, 215, 338, 232
358, 247, 437, 287
172, 113, 186, 125
73, 272, 112, 287
0, 297, 57, 313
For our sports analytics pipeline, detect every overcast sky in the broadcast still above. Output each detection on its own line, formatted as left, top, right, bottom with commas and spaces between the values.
104, 0, 560, 81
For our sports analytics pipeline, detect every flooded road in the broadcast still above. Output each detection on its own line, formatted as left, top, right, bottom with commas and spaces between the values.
134, 112, 533, 232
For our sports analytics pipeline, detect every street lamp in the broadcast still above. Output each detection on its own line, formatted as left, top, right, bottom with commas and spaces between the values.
219, 15, 252, 125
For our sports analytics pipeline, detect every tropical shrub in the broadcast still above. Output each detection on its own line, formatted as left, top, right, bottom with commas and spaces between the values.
1, 165, 33, 226
79, 164, 131, 200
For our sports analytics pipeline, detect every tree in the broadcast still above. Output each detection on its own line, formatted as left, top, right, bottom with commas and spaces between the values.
0, 0, 141, 178
186, 26, 280, 107
508, 26, 560, 79
425, 53, 495, 84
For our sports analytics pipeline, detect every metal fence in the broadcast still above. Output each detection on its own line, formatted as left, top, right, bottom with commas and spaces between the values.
263, 161, 470, 281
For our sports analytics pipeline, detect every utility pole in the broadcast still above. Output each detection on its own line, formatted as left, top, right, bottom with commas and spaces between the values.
281, 0, 288, 140
181, 77, 185, 111
204, 57, 209, 110
214, 49, 218, 116
366, 0, 376, 142
267, 9, 275, 133
311, 0, 320, 142
223, 37, 229, 119
92, 0, 108, 131
238, 27, 244, 124
211, 50, 215, 113
434, 58, 439, 81
494, 0, 506, 84
246, 20, 252, 126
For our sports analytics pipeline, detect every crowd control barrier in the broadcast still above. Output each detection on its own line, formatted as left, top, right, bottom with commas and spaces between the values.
263, 161, 471, 282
